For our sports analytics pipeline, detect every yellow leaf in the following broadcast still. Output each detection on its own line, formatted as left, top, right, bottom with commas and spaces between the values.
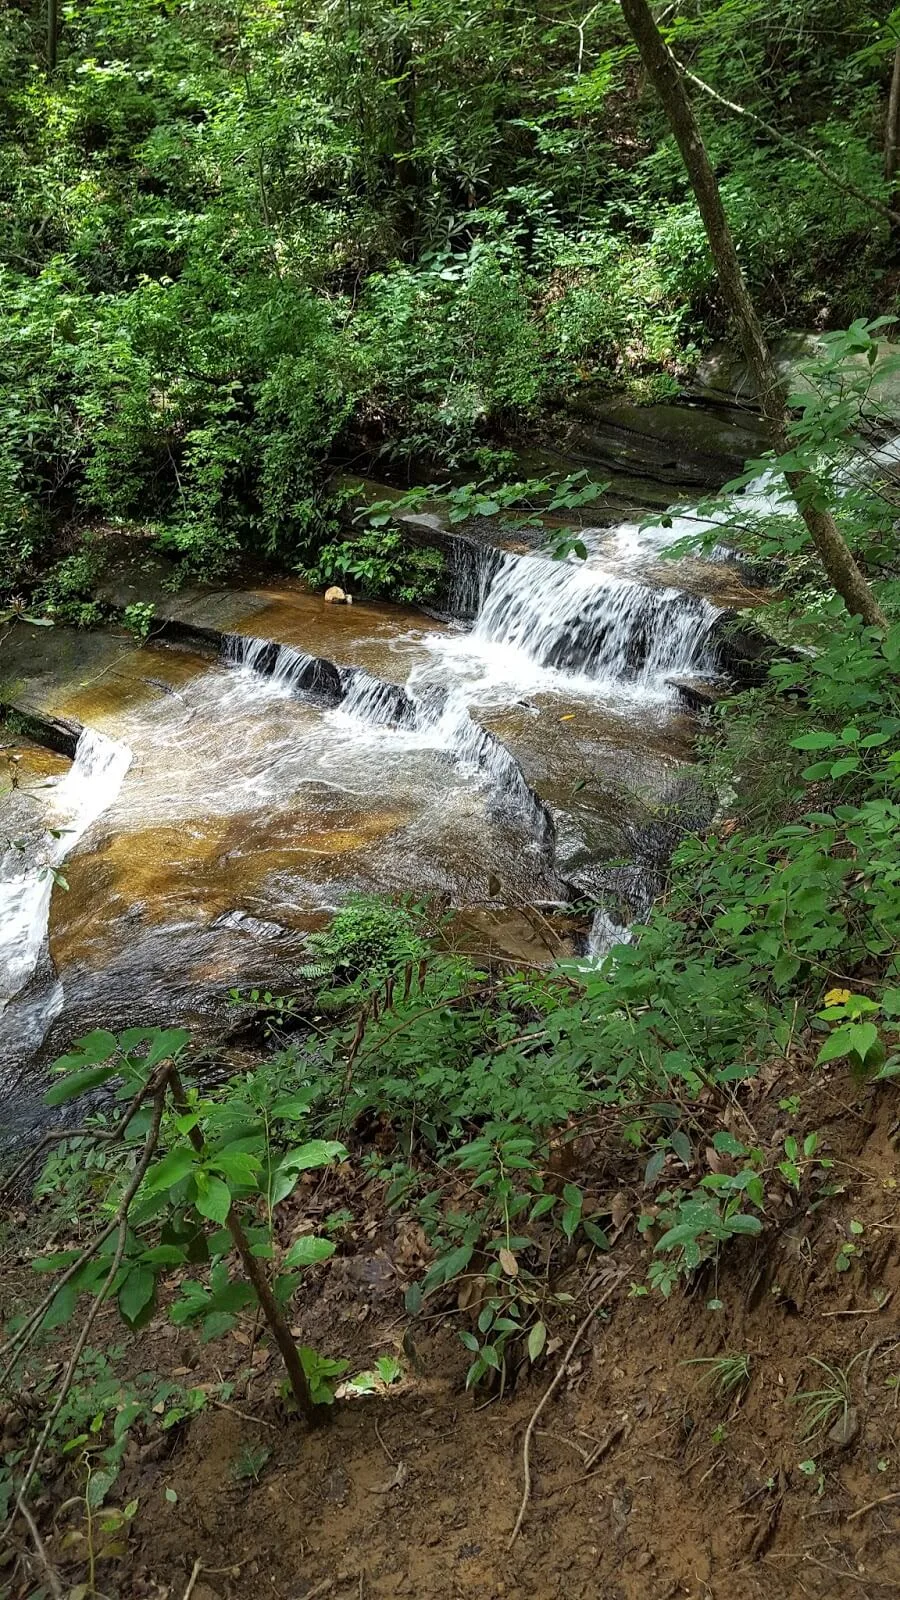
498, 1247, 518, 1277
560, 714, 576, 722
824, 987, 851, 1005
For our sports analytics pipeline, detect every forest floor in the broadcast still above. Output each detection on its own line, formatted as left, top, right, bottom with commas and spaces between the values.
4, 1059, 900, 1600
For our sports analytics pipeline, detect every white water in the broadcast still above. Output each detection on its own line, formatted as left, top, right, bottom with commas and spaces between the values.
469, 552, 717, 684
227, 637, 554, 847
0, 729, 132, 1011
586, 906, 633, 961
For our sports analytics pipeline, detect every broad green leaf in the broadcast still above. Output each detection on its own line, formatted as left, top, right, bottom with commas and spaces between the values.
283, 1236, 336, 1269
194, 1175, 232, 1225
725, 1214, 762, 1236
67, 1030, 119, 1064
143, 1145, 195, 1194
422, 1244, 473, 1295
791, 732, 836, 750
817, 1021, 879, 1064
45, 1065, 118, 1106
527, 1320, 547, 1362
42, 1281, 78, 1330
119, 1267, 155, 1327
209, 1150, 261, 1186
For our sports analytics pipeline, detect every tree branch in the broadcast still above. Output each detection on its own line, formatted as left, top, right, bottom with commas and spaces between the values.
675, 59, 900, 229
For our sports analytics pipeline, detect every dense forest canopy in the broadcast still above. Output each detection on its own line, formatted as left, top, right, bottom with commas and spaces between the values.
2, 0, 899, 588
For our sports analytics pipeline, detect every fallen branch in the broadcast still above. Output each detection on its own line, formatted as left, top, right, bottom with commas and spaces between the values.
508, 1274, 623, 1546
847, 1490, 900, 1523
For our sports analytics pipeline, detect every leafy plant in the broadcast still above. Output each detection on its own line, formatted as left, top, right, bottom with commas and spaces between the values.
792, 1354, 863, 1441
683, 1352, 751, 1399
21, 1028, 348, 1430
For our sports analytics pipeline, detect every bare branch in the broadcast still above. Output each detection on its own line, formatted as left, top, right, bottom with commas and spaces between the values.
675, 59, 900, 229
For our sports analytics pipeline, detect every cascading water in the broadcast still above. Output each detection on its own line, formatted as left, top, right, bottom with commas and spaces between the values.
226, 632, 555, 850
0, 728, 132, 1012
470, 553, 718, 685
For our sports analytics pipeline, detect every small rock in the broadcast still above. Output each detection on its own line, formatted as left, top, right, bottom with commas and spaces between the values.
324, 586, 349, 604
828, 1406, 859, 1449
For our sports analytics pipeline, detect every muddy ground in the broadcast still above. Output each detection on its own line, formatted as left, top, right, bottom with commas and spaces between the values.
3, 1063, 900, 1600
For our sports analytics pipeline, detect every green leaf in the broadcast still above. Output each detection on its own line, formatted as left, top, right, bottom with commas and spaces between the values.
45, 1065, 119, 1106
817, 1022, 879, 1064
144, 1145, 196, 1194
201, 1310, 236, 1341
669, 1130, 693, 1168
194, 1176, 232, 1225
829, 756, 860, 779
527, 1320, 547, 1362
42, 1280, 78, 1331
118, 1267, 156, 1327
712, 1132, 746, 1157
582, 1220, 610, 1250
726, 1214, 762, 1236
422, 1244, 473, 1295
141, 1028, 190, 1067
791, 732, 836, 750
271, 1094, 316, 1119
66, 1029, 119, 1064
283, 1236, 336, 1269
139, 1245, 188, 1268
208, 1151, 261, 1186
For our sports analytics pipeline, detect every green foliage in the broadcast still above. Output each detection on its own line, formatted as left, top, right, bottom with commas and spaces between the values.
3, 0, 893, 603
298, 527, 444, 605
304, 894, 433, 987
34, 1028, 347, 1407
792, 1353, 863, 1441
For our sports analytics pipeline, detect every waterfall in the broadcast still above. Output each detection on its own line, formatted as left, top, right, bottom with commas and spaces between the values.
223, 633, 342, 702
471, 553, 718, 684
0, 729, 132, 1011
586, 907, 632, 961
337, 669, 419, 728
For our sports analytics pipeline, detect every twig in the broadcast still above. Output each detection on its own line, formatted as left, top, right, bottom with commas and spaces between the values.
211, 1399, 276, 1430
821, 1289, 894, 1318
183, 1558, 203, 1599
508, 1274, 623, 1547
847, 1491, 900, 1523
17, 1493, 62, 1598
373, 1419, 395, 1463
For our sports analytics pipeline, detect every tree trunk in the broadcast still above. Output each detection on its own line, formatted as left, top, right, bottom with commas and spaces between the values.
47, 0, 58, 70
618, 0, 887, 630
886, 40, 900, 189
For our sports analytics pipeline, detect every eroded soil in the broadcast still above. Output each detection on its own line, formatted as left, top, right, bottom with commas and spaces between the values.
4, 1060, 899, 1600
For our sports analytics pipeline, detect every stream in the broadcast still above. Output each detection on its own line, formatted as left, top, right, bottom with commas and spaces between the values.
0, 441, 788, 1128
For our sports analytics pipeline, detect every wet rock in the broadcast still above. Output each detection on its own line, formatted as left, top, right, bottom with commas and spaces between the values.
665, 674, 726, 711
708, 610, 808, 687
0, 704, 82, 759
551, 393, 768, 488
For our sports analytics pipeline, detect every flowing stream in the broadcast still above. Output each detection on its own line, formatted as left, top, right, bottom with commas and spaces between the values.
0, 471, 749, 1100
